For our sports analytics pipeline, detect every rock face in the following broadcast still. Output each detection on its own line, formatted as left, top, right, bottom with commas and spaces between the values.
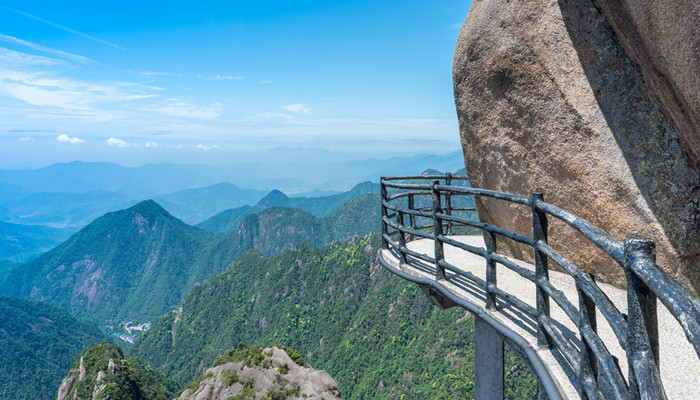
453, 0, 700, 294
57, 342, 176, 400
178, 346, 341, 400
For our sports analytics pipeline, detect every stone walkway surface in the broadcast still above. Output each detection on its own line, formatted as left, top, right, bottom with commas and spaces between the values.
380, 235, 700, 399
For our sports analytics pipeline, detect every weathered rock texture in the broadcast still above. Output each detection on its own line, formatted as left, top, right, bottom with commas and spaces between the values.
453, 0, 700, 294
178, 347, 341, 400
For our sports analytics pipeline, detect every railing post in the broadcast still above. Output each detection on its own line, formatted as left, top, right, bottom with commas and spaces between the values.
531, 192, 553, 349
623, 238, 664, 400
484, 230, 498, 311
431, 180, 446, 281
407, 193, 416, 241
396, 210, 407, 264
578, 273, 598, 399
445, 172, 453, 235
380, 177, 388, 250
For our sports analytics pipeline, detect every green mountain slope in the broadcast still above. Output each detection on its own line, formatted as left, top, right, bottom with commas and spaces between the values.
187, 194, 380, 286
131, 235, 537, 399
0, 295, 105, 400
0, 200, 217, 326
197, 182, 379, 234
194, 205, 252, 234
0, 221, 77, 265
57, 342, 177, 400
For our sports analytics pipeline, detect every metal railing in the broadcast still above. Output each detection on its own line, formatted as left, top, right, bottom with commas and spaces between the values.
379, 174, 700, 400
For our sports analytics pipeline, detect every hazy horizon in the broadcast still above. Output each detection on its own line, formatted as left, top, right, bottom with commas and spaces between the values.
0, 1, 471, 169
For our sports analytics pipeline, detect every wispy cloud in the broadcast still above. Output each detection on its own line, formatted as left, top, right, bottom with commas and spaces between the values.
282, 103, 311, 114
197, 74, 244, 81
150, 99, 221, 119
56, 134, 83, 144
1, 6, 125, 50
18, 136, 34, 141
260, 80, 272, 84
145, 141, 158, 148
197, 144, 211, 151
106, 137, 129, 147
0, 34, 94, 64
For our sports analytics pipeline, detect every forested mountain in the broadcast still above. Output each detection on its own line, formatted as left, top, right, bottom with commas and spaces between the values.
131, 235, 537, 399
0, 200, 218, 326
197, 181, 379, 234
0, 295, 105, 400
187, 194, 380, 286
56, 342, 177, 400
0, 221, 77, 265
0, 194, 379, 328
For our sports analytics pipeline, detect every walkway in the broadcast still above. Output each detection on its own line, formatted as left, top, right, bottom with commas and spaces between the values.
380, 235, 700, 399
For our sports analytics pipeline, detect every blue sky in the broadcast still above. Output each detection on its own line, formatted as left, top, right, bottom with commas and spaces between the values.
0, 1, 471, 168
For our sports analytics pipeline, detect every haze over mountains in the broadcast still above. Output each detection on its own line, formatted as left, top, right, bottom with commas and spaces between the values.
0, 163, 493, 399
0, 151, 462, 227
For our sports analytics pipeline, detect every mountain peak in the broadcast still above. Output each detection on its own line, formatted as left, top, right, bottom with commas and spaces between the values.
257, 190, 290, 208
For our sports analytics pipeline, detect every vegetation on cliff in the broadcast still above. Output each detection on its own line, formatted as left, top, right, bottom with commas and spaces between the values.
132, 235, 538, 399
58, 342, 177, 400
0, 295, 105, 400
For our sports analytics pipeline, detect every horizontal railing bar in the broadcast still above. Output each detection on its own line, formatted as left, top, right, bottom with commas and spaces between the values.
435, 184, 531, 205
537, 278, 580, 327
439, 235, 488, 258
539, 315, 581, 373
533, 200, 624, 265
382, 200, 433, 218
382, 175, 469, 181
383, 182, 433, 190
437, 259, 538, 319
538, 242, 628, 349
387, 191, 433, 202
383, 217, 435, 241
490, 253, 536, 282
382, 234, 437, 265
438, 213, 534, 247
631, 257, 700, 358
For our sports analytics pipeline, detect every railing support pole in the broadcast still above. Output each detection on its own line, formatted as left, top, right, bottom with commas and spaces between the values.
396, 210, 407, 264
445, 172, 453, 235
532, 192, 553, 349
380, 177, 388, 250
578, 273, 598, 399
623, 238, 665, 400
408, 193, 416, 241
431, 180, 446, 280
475, 315, 504, 400
485, 230, 498, 311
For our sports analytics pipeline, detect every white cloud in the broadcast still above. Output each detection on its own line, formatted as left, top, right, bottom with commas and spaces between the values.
197, 74, 244, 81
0, 66, 159, 113
106, 137, 129, 147
18, 136, 34, 141
145, 141, 158, 148
0, 33, 94, 64
282, 103, 311, 114
56, 134, 83, 144
150, 99, 221, 119
260, 80, 272, 84
197, 144, 211, 151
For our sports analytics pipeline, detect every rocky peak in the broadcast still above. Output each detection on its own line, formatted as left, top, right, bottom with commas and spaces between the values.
178, 344, 341, 400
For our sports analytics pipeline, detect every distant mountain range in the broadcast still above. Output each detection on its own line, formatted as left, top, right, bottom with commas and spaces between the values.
0, 151, 462, 227
197, 181, 379, 234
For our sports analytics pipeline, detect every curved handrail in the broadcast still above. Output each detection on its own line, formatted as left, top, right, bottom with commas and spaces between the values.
379, 175, 700, 399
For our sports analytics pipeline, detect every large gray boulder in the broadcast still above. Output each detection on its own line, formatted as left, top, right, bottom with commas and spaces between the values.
453, 0, 700, 294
